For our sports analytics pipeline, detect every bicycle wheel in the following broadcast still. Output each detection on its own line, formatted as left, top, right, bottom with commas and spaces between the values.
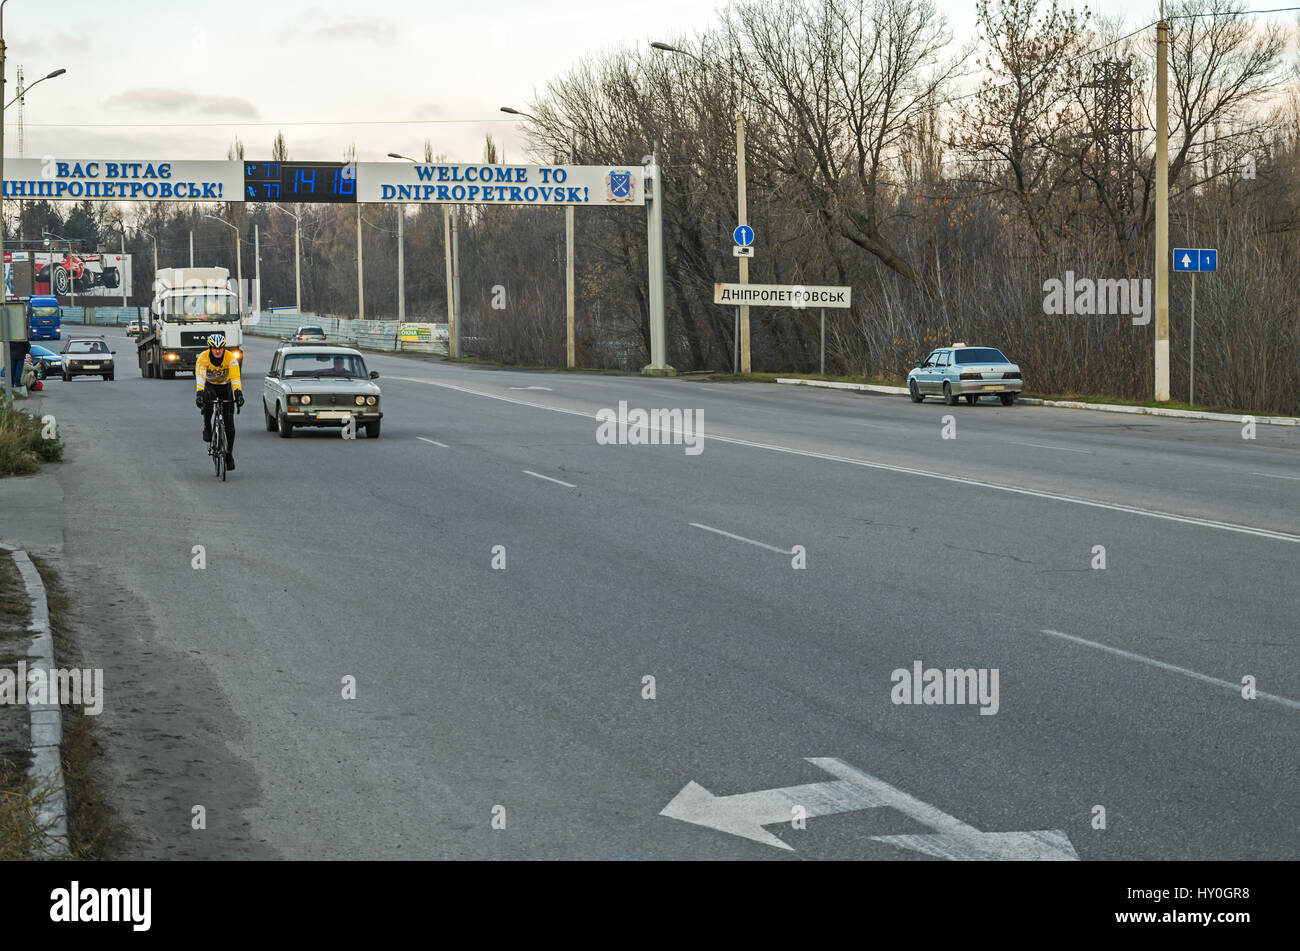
212, 422, 226, 479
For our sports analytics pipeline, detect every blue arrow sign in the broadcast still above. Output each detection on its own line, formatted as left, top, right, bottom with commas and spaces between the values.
733, 225, 754, 248
1173, 249, 1199, 272
1199, 249, 1217, 272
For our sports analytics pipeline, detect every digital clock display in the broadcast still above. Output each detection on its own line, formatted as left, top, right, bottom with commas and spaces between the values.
244, 162, 358, 203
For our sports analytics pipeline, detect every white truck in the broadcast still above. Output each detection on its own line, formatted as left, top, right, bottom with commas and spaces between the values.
137, 267, 243, 378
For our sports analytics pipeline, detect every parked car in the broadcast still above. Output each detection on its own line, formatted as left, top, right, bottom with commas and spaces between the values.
60, 336, 116, 381
294, 325, 327, 342
28, 345, 63, 380
262, 341, 382, 438
907, 344, 1022, 406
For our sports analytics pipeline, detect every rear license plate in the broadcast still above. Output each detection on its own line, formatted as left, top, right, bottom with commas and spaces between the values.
982, 384, 1002, 391
82, 364, 99, 370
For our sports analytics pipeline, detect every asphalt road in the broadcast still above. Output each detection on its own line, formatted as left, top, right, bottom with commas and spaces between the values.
9, 326, 1298, 859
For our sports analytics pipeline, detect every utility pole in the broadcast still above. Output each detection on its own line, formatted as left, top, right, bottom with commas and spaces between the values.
396, 207, 405, 321
736, 108, 750, 373
253, 223, 261, 314
1154, 11, 1170, 401
189, 230, 194, 267
450, 206, 461, 357
356, 204, 364, 320
642, 142, 670, 374
566, 135, 576, 367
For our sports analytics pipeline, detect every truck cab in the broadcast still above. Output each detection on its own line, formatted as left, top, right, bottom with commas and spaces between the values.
137, 267, 242, 378
26, 295, 62, 341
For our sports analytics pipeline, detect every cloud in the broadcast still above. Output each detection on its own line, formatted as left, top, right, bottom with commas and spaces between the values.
309, 19, 392, 43
102, 89, 259, 118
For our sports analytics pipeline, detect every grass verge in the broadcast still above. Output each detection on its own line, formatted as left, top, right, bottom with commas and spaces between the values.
0, 397, 64, 476
32, 556, 123, 860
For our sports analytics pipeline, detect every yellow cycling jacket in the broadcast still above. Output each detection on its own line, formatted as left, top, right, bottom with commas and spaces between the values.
195, 349, 242, 391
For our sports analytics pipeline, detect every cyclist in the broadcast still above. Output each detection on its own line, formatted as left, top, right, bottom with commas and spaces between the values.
195, 332, 244, 470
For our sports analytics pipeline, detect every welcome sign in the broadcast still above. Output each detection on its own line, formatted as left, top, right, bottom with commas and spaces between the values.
1, 158, 645, 207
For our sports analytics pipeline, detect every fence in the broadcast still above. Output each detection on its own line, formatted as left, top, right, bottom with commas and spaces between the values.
242, 312, 448, 355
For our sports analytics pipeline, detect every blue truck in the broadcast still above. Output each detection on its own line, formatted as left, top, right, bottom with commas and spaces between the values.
26, 295, 62, 341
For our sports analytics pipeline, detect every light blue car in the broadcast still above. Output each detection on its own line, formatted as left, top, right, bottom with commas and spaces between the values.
908, 345, 1023, 406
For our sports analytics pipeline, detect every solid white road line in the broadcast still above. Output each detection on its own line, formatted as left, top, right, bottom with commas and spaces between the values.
522, 470, 576, 488
1009, 441, 1095, 455
417, 437, 449, 448
385, 376, 1300, 545
690, 522, 794, 555
1038, 629, 1300, 711
1249, 471, 1300, 482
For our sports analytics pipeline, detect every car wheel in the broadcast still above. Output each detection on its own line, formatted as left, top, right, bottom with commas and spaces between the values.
1000, 393, 1016, 406
943, 382, 957, 406
964, 394, 978, 405
277, 405, 294, 438
908, 380, 923, 403
365, 420, 381, 439
104, 374, 114, 381
264, 405, 277, 432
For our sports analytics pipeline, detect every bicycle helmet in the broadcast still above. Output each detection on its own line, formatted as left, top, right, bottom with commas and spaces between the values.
207, 333, 226, 351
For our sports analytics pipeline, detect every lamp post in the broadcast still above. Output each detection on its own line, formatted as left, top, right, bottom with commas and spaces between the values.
500, 109, 577, 368
271, 204, 301, 312
204, 214, 242, 316
653, 41, 747, 373
5, 65, 64, 108
391, 151, 458, 356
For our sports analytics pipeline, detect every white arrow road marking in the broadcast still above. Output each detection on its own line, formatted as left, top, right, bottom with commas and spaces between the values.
661, 758, 1078, 859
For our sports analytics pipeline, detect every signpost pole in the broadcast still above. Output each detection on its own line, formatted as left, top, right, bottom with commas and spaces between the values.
642, 144, 670, 374
566, 202, 575, 368
737, 112, 750, 374
1155, 16, 1171, 401
254, 223, 261, 316
1189, 272, 1196, 404
820, 308, 825, 375
356, 204, 364, 321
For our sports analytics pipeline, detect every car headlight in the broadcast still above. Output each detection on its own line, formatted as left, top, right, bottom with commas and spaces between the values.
354, 395, 365, 406
366, 396, 377, 406
300, 394, 311, 405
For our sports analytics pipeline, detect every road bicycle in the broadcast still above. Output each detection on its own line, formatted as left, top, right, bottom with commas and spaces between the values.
206, 395, 240, 481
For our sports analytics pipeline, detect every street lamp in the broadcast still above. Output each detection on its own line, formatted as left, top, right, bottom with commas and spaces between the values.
383, 153, 411, 322
653, 41, 749, 373
271, 205, 302, 312
5, 66, 65, 108
391, 151, 459, 356
500, 107, 578, 368
204, 214, 243, 316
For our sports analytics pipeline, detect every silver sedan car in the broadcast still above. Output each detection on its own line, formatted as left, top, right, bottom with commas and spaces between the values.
907, 345, 1023, 406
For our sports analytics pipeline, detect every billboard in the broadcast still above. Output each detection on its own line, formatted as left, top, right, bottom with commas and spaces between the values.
4, 251, 134, 300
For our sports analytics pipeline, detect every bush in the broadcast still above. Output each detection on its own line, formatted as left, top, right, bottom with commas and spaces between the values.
0, 398, 64, 476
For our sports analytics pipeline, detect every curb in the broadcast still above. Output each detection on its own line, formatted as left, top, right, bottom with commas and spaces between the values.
0, 545, 69, 858
774, 378, 1300, 426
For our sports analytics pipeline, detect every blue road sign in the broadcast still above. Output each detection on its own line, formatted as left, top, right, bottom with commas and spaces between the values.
733, 225, 754, 247
1173, 248, 1219, 272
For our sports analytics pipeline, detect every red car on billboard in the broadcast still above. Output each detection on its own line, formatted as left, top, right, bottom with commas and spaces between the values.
35, 252, 120, 295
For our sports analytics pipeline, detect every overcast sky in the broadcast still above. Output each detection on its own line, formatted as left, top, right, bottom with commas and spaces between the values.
2, 0, 1291, 166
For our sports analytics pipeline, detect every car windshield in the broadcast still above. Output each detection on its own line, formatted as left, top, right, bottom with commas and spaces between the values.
281, 353, 365, 378
67, 340, 108, 354
953, 348, 1009, 364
